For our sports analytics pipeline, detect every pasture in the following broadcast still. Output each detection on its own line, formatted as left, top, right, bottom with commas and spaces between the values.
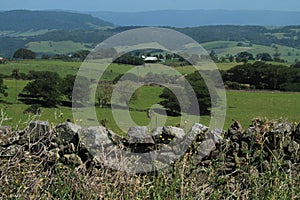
1, 74, 299, 133
202, 40, 300, 63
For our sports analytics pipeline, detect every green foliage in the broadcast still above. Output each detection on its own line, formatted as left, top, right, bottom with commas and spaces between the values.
113, 54, 144, 65
0, 77, 8, 97
114, 80, 138, 105
13, 48, 36, 59
209, 50, 219, 62
70, 75, 91, 103
291, 61, 300, 68
185, 72, 213, 115
23, 71, 62, 107
97, 82, 113, 107
235, 51, 254, 63
256, 52, 273, 61
72, 50, 90, 60
159, 88, 181, 115
159, 71, 212, 115
61, 75, 77, 101
23, 104, 42, 115
3, 25, 300, 59
223, 61, 298, 90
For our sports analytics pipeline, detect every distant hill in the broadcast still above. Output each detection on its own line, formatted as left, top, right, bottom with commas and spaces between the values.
1, 9, 300, 62
0, 10, 114, 32
89, 10, 300, 27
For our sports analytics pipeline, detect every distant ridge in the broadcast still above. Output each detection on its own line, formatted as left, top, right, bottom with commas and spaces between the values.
89, 9, 300, 27
0, 10, 114, 31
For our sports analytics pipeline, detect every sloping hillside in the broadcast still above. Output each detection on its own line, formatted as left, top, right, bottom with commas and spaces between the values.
0, 10, 114, 32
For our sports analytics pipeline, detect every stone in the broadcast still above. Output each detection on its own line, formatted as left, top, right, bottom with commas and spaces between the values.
80, 126, 113, 146
210, 128, 224, 143
188, 123, 209, 135
156, 152, 178, 164
125, 127, 155, 153
187, 123, 209, 142
79, 126, 116, 158
152, 127, 169, 144
126, 126, 154, 144
162, 126, 185, 140
55, 122, 81, 145
107, 129, 122, 145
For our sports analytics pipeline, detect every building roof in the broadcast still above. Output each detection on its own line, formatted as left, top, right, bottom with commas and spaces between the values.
144, 56, 158, 61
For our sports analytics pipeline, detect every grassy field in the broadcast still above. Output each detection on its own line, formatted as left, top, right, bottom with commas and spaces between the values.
26, 41, 92, 55
0, 59, 298, 133
0, 60, 134, 79
1, 77, 300, 133
202, 40, 300, 63
0, 59, 239, 80
225, 90, 300, 128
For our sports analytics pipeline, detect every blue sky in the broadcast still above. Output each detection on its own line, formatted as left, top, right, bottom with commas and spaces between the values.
1, 0, 300, 12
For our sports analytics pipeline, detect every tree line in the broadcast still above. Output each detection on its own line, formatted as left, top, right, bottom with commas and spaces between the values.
222, 61, 300, 91
12, 71, 91, 107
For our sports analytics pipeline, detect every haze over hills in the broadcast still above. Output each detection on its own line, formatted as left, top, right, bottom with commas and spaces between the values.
0, 10, 114, 32
1, 9, 300, 62
89, 10, 300, 27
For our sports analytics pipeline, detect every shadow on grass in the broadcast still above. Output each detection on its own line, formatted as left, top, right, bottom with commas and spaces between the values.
19, 98, 59, 108
112, 104, 182, 117
0, 99, 13, 105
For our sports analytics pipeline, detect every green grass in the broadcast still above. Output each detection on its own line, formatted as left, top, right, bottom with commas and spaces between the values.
0, 60, 135, 79
202, 40, 300, 63
225, 90, 300, 128
26, 40, 92, 55
0, 29, 50, 37
1, 77, 300, 133
1, 60, 299, 133
0, 60, 81, 77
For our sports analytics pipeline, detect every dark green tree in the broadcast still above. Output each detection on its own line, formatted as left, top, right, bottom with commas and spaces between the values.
113, 53, 144, 65
72, 50, 90, 60
98, 82, 113, 108
160, 71, 212, 115
256, 53, 273, 61
291, 61, 300, 68
235, 52, 254, 63
0, 77, 8, 98
223, 62, 288, 90
273, 46, 281, 62
165, 54, 173, 60
185, 72, 212, 115
22, 71, 62, 107
13, 48, 36, 59
62, 75, 91, 103
209, 50, 219, 62
114, 80, 138, 106
11, 69, 20, 102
